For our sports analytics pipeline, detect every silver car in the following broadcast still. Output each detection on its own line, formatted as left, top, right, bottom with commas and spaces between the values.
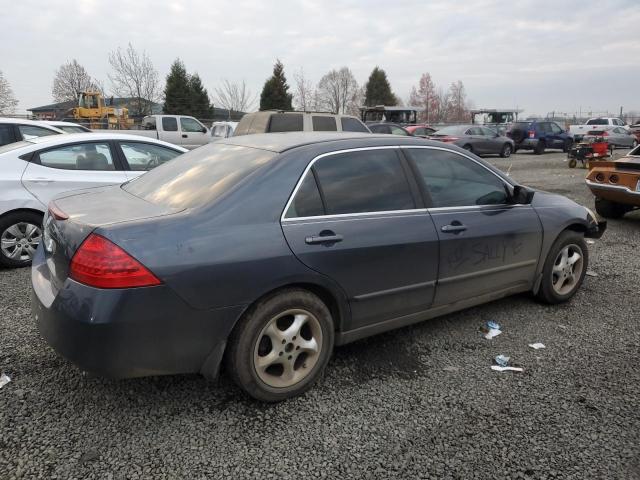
430, 125, 515, 157
0, 133, 187, 267
583, 127, 638, 149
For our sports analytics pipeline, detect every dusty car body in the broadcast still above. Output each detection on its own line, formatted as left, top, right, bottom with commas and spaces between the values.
586, 144, 640, 218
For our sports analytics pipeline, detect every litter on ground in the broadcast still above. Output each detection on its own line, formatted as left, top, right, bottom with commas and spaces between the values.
0, 373, 11, 389
586, 270, 598, 277
481, 321, 502, 340
491, 366, 524, 373
528, 343, 546, 350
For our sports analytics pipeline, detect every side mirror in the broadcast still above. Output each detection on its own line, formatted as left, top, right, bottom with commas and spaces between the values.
201, 127, 207, 133
510, 185, 535, 204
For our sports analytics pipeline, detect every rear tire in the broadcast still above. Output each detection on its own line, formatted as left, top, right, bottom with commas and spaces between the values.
225, 289, 334, 402
0, 211, 43, 268
500, 143, 512, 158
537, 231, 588, 304
594, 197, 629, 219
534, 140, 546, 155
462, 144, 473, 153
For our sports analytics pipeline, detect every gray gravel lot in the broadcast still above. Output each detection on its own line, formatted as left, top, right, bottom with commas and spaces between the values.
1, 149, 639, 479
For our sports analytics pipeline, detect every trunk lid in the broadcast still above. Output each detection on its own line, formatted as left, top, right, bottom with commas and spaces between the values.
43, 185, 176, 289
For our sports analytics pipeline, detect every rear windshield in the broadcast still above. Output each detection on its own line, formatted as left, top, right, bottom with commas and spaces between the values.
586, 119, 608, 125
123, 144, 275, 210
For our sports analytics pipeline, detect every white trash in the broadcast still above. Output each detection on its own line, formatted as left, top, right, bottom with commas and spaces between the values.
528, 343, 546, 350
491, 366, 524, 373
0, 373, 11, 389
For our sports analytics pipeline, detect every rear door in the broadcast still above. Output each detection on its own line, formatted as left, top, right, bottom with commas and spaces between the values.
159, 117, 182, 146
281, 147, 440, 330
21, 141, 128, 207
179, 117, 208, 149
403, 147, 542, 306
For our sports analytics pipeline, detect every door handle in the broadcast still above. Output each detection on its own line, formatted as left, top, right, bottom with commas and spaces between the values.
182, 134, 188, 138
441, 223, 467, 233
305, 233, 343, 245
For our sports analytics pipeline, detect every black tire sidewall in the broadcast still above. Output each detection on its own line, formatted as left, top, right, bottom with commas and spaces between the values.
226, 289, 334, 402
501, 143, 512, 158
0, 211, 43, 268
538, 231, 588, 304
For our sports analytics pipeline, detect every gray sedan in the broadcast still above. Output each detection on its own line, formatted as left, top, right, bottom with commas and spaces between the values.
583, 127, 638, 149
430, 125, 515, 157
32, 133, 605, 401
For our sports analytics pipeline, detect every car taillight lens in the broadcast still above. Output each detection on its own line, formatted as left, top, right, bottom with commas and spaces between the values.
601, 131, 609, 136
528, 130, 535, 138
443, 136, 459, 142
70, 233, 161, 289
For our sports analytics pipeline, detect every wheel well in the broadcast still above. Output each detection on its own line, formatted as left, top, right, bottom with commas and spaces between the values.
0, 208, 45, 223
565, 223, 587, 234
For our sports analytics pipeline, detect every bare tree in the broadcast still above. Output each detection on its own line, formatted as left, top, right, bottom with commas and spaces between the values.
52, 59, 99, 103
447, 80, 468, 122
408, 73, 438, 123
292, 68, 316, 111
0, 71, 18, 114
316, 67, 359, 114
432, 87, 450, 123
212, 79, 256, 114
108, 43, 161, 117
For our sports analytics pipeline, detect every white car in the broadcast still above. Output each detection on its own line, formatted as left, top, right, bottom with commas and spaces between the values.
42, 121, 92, 134
0, 133, 187, 267
0, 118, 64, 147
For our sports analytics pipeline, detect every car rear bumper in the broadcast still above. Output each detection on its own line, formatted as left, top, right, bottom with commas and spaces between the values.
586, 180, 640, 208
514, 138, 539, 149
31, 247, 244, 379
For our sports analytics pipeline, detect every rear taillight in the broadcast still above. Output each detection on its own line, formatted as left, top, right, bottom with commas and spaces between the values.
48, 201, 68, 221
601, 131, 609, 136
528, 130, 535, 138
442, 136, 459, 142
70, 234, 161, 289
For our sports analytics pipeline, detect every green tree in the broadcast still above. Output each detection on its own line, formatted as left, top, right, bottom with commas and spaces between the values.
364, 67, 396, 106
259, 60, 293, 111
188, 73, 213, 119
163, 59, 191, 114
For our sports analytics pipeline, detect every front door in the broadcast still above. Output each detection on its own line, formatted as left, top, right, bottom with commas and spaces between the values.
281, 147, 439, 330
403, 147, 543, 306
22, 141, 128, 207
179, 117, 208, 149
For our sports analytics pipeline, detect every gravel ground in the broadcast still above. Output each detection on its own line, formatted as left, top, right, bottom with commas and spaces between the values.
1, 150, 639, 479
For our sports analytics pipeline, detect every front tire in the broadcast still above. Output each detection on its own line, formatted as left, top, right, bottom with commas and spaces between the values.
537, 231, 588, 304
225, 289, 334, 402
500, 143, 512, 158
0, 211, 43, 268
594, 197, 629, 219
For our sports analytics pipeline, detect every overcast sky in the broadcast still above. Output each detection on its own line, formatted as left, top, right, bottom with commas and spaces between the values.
2, 0, 638, 117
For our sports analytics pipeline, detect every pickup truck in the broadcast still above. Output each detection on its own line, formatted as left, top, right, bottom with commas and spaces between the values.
569, 117, 629, 142
94, 115, 211, 150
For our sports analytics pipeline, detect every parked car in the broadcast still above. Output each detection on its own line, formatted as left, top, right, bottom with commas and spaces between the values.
43, 121, 92, 134
233, 111, 370, 136
507, 120, 573, 154
0, 118, 64, 147
570, 117, 629, 142
32, 132, 605, 402
124, 115, 211, 149
582, 127, 638, 149
429, 125, 515, 157
210, 121, 238, 141
0, 133, 187, 267
585, 143, 640, 218
368, 123, 412, 135
404, 124, 437, 137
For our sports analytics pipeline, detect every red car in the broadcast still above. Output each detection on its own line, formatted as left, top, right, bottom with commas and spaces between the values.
404, 124, 437, 138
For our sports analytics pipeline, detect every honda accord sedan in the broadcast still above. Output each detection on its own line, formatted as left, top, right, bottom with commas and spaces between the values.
32, 133, 606, 401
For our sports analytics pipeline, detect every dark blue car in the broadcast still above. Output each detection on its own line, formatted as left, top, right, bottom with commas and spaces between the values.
507, 120, 573, 154
32, 133, 605, 401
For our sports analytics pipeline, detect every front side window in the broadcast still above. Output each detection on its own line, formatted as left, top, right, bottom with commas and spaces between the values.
38, 143, 115, 171
162, 117, 178, 132
268, 114, 303, 133
119, 142, 182, 171
341, 117, 369, 133
310, 149, 414, 215
180, 117, 204, 133
312, 116, 337, 132
550, 123, 562, 133
18, 125, 58, 140
406, 148, 508, 208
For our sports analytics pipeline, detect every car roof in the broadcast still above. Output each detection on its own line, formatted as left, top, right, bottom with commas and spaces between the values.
43, 120, 86, 128
0, 117, 65, 132
216, 131, 449, 153
19, 132, 188, 151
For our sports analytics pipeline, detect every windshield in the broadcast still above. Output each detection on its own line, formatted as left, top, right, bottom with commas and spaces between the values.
123, 144, 275, 210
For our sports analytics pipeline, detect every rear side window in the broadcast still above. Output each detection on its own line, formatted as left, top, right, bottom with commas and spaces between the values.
311, 149, 414, 215
341, 117, 369, 133
123, 144, 275, 210
38, 143, 115, 171
0, 124, 15, 146
268, 114, 303, 133
406, 148, 508, 207
390, 126, 409, 136
119, 142, 182, 171
285, 173, 324, 218
162, 117, 178, 132
312, 116, 337, 132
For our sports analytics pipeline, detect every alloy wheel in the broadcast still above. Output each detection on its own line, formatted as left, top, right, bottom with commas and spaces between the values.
1, 222, 42, 262
253, 309, 323, 388
551, 244, 584, 295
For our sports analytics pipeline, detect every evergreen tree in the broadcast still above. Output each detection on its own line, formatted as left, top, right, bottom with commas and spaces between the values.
163, 59, 191, 114
364, 67, 396, 106
259, 60, 293, 111
188, 73, 213, 119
